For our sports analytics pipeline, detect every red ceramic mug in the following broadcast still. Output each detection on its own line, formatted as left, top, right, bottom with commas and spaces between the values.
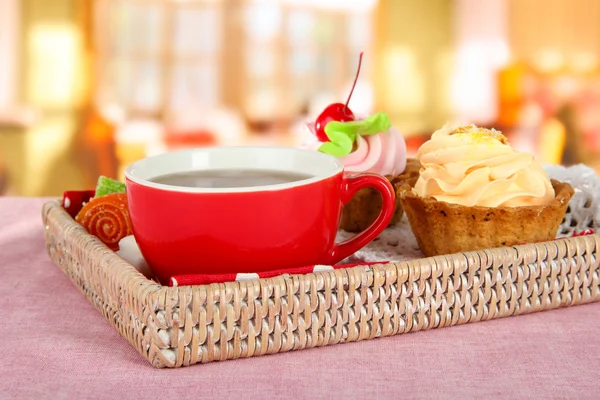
125, 147, 395, 284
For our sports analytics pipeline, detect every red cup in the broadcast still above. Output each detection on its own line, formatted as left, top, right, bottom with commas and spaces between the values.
125, 147, 395, 284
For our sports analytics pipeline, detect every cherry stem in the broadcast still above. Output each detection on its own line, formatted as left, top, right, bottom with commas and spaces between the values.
344, 51, 363, 115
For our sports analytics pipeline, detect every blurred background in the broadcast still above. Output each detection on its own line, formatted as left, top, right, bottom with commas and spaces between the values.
1, 0, 600, 196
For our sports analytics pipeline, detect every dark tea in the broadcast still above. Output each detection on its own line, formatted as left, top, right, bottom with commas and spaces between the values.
150, 169, 313, 188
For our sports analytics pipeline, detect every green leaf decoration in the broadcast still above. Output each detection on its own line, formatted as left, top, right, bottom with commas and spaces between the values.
318, 112, 392, 157
95, 176, 126, 197
318, 129, 354, 157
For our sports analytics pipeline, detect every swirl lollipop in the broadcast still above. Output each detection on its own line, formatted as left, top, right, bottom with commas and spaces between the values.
75, 192, 133, 250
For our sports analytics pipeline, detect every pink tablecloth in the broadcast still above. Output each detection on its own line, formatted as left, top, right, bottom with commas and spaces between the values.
2, 197, 600, 399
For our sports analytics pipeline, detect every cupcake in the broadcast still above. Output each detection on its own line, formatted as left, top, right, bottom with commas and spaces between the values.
397, 124, 574, 256
303, 112, 408, 232
302, 53, 410, 232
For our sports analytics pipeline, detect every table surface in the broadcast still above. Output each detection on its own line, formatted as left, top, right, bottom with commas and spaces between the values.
2, 197, 600, 399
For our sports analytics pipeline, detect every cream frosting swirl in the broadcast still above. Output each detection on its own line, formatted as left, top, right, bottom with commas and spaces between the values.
303, 119, 407, 176
414, 124, 555, 207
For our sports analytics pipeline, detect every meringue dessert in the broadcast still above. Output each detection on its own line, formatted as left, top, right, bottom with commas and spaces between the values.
398, 124, 574, 256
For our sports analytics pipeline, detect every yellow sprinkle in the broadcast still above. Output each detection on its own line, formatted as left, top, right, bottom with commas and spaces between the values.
450, 125, 508, 144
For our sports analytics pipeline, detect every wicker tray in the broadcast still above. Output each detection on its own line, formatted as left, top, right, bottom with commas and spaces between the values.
42, 197, 600, 368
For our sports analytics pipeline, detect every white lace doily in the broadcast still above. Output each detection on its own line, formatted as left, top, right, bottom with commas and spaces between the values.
339, 164, 600, 264
544, 164, 600, 237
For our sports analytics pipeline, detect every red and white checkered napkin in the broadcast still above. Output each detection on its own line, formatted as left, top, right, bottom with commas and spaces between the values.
169, 261, 389, 287
569, 229, 595, 237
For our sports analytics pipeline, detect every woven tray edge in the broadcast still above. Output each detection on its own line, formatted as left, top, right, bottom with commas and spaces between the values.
42, 199, 600, 368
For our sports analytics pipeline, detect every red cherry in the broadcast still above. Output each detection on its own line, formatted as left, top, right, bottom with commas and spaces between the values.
314, 52, 364, 142
315, 103, 355, 142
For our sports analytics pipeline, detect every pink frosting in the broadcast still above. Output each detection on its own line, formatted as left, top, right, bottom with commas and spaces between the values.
303, 120, 407, 176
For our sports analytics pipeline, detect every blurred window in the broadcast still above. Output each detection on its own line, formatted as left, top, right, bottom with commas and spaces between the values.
95, 0, 222, 117
95, 0, 374, 120
242, 2, 374, 120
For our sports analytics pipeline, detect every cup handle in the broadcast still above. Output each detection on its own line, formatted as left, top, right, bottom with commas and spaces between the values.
324, 173, 396, 265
